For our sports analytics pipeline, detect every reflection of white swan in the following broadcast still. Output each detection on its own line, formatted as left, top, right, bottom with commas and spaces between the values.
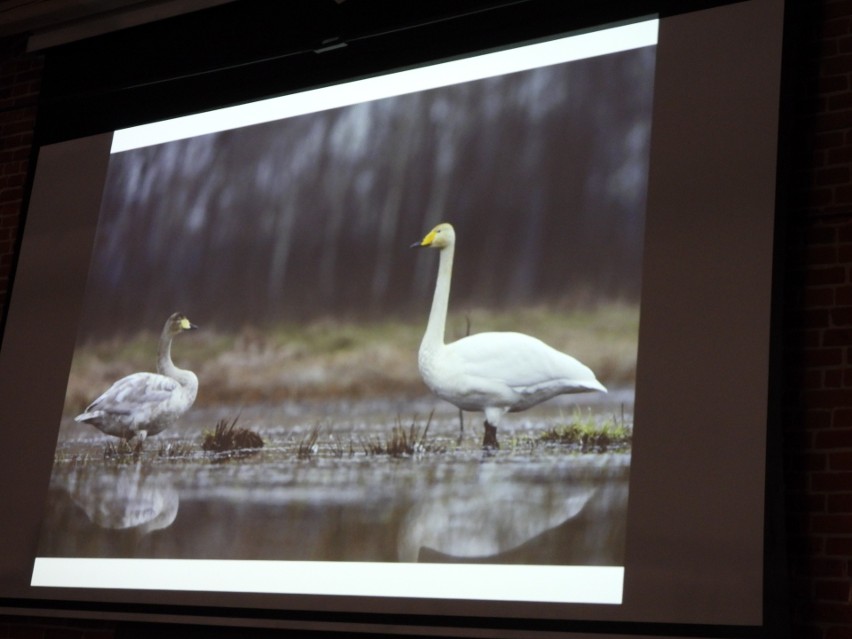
412, 223, 606, 448
68, 464, 179, 533
75, 313, 198, 441
397, 473, 594, 562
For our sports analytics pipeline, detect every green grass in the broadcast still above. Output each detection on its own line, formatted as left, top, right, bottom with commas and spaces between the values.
535, 408, 633, 453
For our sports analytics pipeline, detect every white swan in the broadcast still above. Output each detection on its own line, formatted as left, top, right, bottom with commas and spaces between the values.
412, 223, 606, 448
75, 313, 199, 442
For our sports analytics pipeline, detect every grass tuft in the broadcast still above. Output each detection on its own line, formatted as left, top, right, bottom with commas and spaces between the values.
537, 407, 632, 453
103, 438, 144, 461
157, 440, 195, 459
361, 412, 445, 457
202, 416, 264, 453
297, 423, 322, 460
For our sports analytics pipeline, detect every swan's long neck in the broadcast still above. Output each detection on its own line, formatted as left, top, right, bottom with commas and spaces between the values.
158, 331, 179, 377
158, 330, 194, 389
422, 243, 454, 352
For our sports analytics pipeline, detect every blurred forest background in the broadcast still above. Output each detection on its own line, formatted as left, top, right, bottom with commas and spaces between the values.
74, 45, 655, 340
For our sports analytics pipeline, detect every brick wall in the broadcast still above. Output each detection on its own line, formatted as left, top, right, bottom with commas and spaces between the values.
0, 35, 39, 310
782, 0, 852, 637
1, 1, 851, 637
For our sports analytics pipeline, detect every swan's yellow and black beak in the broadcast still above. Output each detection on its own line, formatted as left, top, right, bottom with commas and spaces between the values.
410, 228, 437, 249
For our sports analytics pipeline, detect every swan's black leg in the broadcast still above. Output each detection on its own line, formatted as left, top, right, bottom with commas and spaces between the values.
483, 422, 499, 449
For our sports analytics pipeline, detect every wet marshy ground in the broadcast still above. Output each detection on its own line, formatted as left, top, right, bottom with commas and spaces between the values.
38, 391, 631, 567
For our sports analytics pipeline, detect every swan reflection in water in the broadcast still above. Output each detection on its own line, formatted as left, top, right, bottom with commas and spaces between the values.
39, 447, 626, 563
63, 463, 179, 533
398, 455, 628, 565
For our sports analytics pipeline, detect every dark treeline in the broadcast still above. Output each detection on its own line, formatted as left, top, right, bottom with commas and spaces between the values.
78, 46, 655, 339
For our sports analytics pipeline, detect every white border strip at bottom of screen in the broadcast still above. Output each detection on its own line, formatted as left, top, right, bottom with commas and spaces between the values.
32, 559, 623, 604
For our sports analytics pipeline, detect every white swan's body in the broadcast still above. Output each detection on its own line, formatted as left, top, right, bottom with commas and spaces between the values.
75, 313, 198, 441
414, 223, 605, 448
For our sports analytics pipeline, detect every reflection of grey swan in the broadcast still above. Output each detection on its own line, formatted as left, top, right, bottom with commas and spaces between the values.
75, 313, 198, 441
68, 464, 179, 533
412, 223, 606, 448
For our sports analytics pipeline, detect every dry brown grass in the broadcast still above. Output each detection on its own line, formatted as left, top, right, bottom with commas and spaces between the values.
64, 302, 638, 415
360, 412, 444, 457
201, 417, 264, 453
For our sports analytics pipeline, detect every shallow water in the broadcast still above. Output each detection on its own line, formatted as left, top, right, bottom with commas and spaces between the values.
40, 392, 632, 566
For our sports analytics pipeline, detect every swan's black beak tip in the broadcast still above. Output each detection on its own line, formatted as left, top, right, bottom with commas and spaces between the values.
409, 241, 423, 249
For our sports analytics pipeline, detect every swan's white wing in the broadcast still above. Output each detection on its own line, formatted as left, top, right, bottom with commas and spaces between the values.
82, 373, 179, 417
446, 332, 604, 393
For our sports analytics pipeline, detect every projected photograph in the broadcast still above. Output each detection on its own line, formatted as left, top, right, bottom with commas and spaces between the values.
34, 30, 654, 602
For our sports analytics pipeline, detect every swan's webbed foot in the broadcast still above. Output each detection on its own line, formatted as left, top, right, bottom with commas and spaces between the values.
482, 422, 499, 450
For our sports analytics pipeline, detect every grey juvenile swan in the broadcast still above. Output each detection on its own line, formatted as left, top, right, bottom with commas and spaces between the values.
412, 223, 606, 449
75, 312, 198, 442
